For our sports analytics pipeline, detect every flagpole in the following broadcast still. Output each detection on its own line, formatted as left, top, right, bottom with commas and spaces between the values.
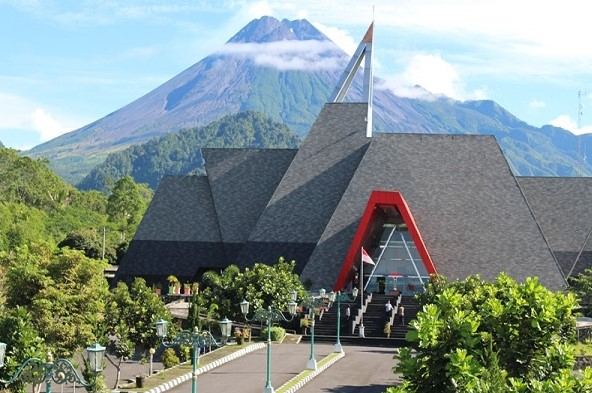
359, 247, 365, 338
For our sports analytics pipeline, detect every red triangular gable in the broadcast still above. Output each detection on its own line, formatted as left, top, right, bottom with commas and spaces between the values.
333, 190, 437, 290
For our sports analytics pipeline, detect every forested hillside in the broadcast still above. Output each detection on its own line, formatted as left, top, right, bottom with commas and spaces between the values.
78, 111, 301, 192
0, 148, 152, 262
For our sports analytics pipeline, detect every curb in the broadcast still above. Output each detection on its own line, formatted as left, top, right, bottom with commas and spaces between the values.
143, 343, 266, 393
276, 351, 345, 393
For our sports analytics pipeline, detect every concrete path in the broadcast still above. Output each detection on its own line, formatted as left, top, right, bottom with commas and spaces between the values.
163, 343, 335, 393
296, 344, 401, 393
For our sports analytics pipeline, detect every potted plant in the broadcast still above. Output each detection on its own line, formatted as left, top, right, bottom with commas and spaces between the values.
234, 327, 243, 345
167, 275, 179, 295
242, 325, 251, 343
183, 282, 191, 296
154, 282, 162, 295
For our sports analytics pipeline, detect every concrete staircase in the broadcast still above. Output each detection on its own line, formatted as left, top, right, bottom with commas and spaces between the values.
301, 293, 421, 345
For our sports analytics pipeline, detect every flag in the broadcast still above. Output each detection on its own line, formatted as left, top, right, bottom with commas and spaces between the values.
361, 247, 375, 265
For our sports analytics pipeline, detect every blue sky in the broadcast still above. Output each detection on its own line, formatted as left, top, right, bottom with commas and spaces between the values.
1, 0, 592, 151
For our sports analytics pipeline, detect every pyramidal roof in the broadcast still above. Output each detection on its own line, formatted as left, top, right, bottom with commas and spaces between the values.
116, 21, 568, 292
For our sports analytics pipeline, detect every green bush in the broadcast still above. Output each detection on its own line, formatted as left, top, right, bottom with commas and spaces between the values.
179, 345, 191, 362
388, 273, 589, 393
161, 348, 180, 369
260, 326, 285, 341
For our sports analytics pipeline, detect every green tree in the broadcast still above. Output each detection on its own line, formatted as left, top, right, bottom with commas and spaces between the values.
2, 244, 109, 357
389, 273, 587, 393
568, 268, 592, 316
57, 227, 116, 261
0, 148, 74, 210
106, 176, 152, 240
202, 257, 305, 322
105, 278, 171, 360
0, 307, 45, 393
0, 202, 48, 251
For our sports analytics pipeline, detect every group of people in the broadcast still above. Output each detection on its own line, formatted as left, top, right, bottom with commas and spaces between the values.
385, 299, 405, 325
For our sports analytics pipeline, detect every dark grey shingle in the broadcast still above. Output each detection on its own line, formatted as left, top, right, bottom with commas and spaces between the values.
203, 148, 297, 246
134, 176, 221, 242
518, 176, 592, 277
247, 103, 370, 243
303, 134, 566, 291
116, 175, 224, 282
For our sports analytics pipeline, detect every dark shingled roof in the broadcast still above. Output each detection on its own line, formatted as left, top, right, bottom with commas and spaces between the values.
518, 176, 592, 277
203, 148, 297, 263
115, 176, 226, 283
302, 133, 566, 291
237, 103, 370, 271
117, 109, 573, 292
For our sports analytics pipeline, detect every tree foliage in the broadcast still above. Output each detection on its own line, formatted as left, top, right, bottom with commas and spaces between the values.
567, 268, 592, 316
78, 111, 301, 192
0, 307, 46, 393
389, 273, 587, 393
201, 257, 305, 322
0, 148, 74, 210
1, 244, 109, 357
106, 176, 152, 240
105, 278, 171, 352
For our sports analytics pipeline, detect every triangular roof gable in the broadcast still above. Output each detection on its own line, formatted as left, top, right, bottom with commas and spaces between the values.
334, 190, 436, 290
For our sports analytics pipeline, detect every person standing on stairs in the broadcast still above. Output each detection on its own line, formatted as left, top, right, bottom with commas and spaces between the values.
385, 300, 393, 321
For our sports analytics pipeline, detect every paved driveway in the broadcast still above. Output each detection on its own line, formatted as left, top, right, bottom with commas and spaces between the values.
164, 343, 334, 393
160, 343, 400, 393
297, 345, 401, 393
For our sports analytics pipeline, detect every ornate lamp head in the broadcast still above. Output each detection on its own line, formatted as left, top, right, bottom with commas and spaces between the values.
155, 319, 169, 338
86, 343, 106, 373
240, 299, 250, 315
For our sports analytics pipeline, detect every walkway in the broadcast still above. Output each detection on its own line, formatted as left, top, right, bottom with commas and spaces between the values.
162, 343, 335, 393
100, 341, 401, 393
296, 345, 400, 393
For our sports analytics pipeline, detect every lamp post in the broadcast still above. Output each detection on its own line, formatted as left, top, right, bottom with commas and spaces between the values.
155, 318, 232, 393
300, 289, 331, 371
329, 287, 359, 353
0, 342, 105, 393
240, 291, 297, 393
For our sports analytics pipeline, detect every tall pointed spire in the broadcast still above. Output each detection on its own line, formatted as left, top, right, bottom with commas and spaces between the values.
328, 21, 374, 138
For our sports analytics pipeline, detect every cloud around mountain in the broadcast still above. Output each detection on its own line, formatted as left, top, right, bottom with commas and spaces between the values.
216, 39, 347, 71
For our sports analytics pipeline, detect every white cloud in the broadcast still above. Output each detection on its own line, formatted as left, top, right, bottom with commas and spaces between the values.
30, 108, 67, 141
312, 22, 357, 56
378, 54, 466, 100
216, 39, 346, 71
242, 1, 274, 19
529, 100, 547, 109
0, 92, 84, 142
550, 115, 580, 134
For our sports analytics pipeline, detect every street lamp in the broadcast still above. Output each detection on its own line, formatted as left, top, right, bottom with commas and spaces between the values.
155, 318, 230, 393
240, 291, 297, 393
299, 289, 331, 371
0, 342, 106, 393
329, 287, 359, 353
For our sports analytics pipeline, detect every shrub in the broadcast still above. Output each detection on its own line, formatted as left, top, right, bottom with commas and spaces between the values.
161, 348, 180, 369
388, 273, 587, 392
260, 325, 285, 341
